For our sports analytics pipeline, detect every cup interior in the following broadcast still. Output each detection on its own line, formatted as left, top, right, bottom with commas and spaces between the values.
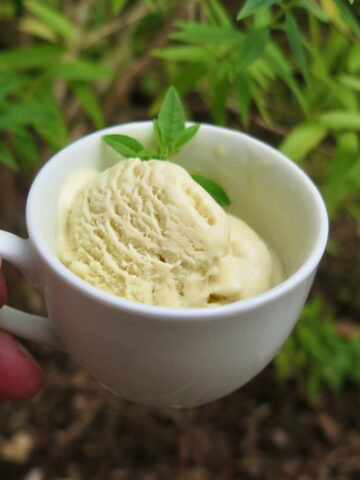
28, 122, 327, 287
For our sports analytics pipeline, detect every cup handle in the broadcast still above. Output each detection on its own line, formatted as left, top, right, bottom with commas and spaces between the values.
0, 231, 64, 350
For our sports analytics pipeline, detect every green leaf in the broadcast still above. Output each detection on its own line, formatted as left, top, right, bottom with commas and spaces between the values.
237, 27, 269, 69
171, 22, 243, 45
329, 81, 359, 111
13, 129, 40, 169
347, 44, 360, 72
157, 87, 186, 146
323, 132, 359, 214
322, 29, 348, 72
253, 7, 272, 27
70, 82, 105, 129
296, 0, 329, 22
280, 122, 327, 162
234, 70, 251, 128
209, 62, 230, 125
0, 72, 27, 101
32, 87, 69, 149
0, 45, 64, 69
349, 160, 360, 189
332, 0, 360, 38
47, 61, 113, 81
319, 111, 360, 130
339, 75, 360, 92
252, 90, 272, 124
24, 0, 77, 44
102, 134, 145, 158
153, 119, 163, 148
265, 42, 308, 113
284, 14, 309, 82
237, 0, 280, 20
137, 148, 160, 161
112, 0, 128, 15
172, 124, 200, 152
0, 98, 51, 130
18, 17, 58, 42
191, 174, 230, 207
152, 46, 212, 62
0, 142, 18, 170
172, 63, 209, 96
203, 0, 233, 27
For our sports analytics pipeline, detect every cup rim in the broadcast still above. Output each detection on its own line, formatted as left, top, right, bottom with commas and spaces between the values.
27, 121, 329, 320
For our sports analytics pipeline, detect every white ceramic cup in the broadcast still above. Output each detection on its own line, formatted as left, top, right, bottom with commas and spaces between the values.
0, 122, 328, 408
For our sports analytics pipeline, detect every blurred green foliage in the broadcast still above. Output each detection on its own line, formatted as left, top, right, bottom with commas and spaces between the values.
0, 0, 359, 401
275, 297, 360, 403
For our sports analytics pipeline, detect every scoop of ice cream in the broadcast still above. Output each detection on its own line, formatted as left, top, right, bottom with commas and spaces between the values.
59, 158, 277, 307
208, 214, 273, 305
59, 158, 231, 307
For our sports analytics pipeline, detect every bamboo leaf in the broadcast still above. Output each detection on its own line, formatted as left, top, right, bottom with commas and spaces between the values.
47, 61, 113, 81
0, 142, 18, 170
319, 111, 360, 130
339, 75, 360, 92
0, 72, 28, 100
284, 14, 309, 82
252, 90, 273, 124
191, 174, 230, 207
329, 81, 359, 111
323, 132, 359, 214
13, 129, 40, 169
332, 0, 360, 38
0, 45, 64, 69
237, 0, 280, 20
209, 63, 229, 125
19, 17, 58, 42
171, 22, 243, 45
280, 122, 327, 161
0, 98, 51, 130
112, 0, 128, 15
296, 0, 329, 22
172, 63, 209, 96
32, 87, 69, 149
237, 27, 269, 69
266, 42, 308, 113
152, 46, 212, 62
204, 0, 233, 27
24, 0, 77, 44
253, 7, 272, 27
235, 70, 251, 128
71, 82, 105, 129
347, 44, 360, 72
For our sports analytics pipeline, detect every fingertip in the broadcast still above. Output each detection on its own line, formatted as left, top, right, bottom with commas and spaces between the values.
0, 331, 44, 401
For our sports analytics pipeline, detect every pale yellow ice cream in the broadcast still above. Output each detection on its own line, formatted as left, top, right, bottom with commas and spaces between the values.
58, 158, 281, 307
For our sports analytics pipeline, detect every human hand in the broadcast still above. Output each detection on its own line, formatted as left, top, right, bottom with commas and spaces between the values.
0, 259, 43, 401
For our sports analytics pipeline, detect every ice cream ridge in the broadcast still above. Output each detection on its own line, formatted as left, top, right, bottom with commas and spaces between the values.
59, 158, 282, 308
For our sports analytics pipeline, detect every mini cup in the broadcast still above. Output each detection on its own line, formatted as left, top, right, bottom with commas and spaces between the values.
0, 122, 328, 408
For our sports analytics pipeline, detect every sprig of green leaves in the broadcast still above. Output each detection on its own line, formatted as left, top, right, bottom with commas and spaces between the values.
102, 86, 230, 207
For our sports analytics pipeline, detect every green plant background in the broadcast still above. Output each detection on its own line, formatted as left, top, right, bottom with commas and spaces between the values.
0, 0, 359, 403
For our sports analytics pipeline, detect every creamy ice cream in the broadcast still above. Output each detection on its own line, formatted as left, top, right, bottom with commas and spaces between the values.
58, 158, 282, 307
